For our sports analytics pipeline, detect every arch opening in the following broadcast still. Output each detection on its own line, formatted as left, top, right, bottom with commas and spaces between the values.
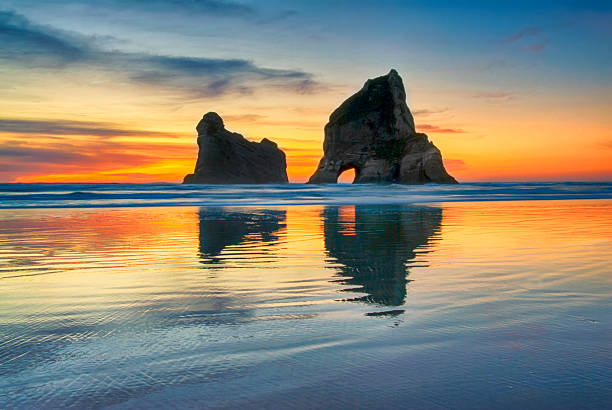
337, 165, 359, 184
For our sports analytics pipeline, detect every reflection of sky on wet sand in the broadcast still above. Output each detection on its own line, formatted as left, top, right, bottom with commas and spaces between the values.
1, 201, 611, 408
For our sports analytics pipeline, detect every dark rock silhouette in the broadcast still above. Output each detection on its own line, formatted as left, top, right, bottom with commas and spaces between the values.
198, 208, 286, 264
323, 205, 442, 307
184, 112, 288, 184
309, 69, 457, 184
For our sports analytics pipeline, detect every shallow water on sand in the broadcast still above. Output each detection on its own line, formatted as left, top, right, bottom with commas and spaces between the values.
1, 200, 611, 408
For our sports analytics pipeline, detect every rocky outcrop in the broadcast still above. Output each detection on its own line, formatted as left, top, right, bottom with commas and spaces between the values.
308, 69, 457, 184
184, 112, 288, 184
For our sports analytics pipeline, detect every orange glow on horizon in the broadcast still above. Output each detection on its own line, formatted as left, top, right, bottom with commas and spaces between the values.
2, 76, 610, 183
12, 154, 612, 184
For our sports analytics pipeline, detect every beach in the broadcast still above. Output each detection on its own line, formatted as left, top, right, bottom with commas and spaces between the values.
1, 185, 611, 408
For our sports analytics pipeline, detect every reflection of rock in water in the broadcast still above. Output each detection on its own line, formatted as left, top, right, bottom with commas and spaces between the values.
323, 205, 442, 306
198, 208, 286, 263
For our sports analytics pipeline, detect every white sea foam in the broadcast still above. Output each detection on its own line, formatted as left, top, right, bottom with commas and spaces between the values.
1, 182, 610, 208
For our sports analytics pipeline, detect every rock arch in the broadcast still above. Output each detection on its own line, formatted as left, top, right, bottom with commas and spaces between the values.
308, 69, 457, 184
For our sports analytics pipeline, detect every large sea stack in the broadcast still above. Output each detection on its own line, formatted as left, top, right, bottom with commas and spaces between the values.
308, 69, 457, 184
183, 112, 288, 184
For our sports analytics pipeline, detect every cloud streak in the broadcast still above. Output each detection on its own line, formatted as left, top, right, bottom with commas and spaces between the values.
0, 138, 191, 181
418, 124, 464, 133
0, 117, 192, 181
116, 0, 256, 17
0, 118, 179, 138
471, 91, 514, 101
0, 10, 320, 97
505, 26, 541, 43
505, 26, 548, 53
443, 158, 467, 171
0, 145, 90, 164
216, 113, 322, 129
0, 10, 88, 66
412, 108, 449, 117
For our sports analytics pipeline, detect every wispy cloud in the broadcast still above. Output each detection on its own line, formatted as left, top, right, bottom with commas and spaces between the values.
412, 108, 449, 117
13, 0, 302, 27
0, 10, 320, 97
0, 145, 90, 165
601, 140, 612, 149
443, 158, 467, 171
214, 113, 322, 129
0, 117, 191, 181
526, 42, 547, 52
471, 91, 514, 101
7, 0, 258, 19
505, 26, 548, 53
255, 9, 299, 25
506, 26, 541, 43
0, 10, 88, 66
418, 124, 464, 133
222, 114, 268, 122
0, 138, 191, 181
0, 118, 178, 138
120, 0, 257, 17
128, 55, 319, 97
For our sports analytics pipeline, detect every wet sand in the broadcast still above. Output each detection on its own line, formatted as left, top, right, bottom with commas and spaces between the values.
1, 200, 611, 408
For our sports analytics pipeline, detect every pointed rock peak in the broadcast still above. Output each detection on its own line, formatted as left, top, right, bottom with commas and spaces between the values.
197, 112, 225, 136
362, 69, 404, 92
364, 68, 402, 88
386, 68, 405, 91
329, 69, 413, 131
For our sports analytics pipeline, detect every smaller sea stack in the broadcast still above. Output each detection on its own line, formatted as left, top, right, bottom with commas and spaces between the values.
183, 112, 288, 184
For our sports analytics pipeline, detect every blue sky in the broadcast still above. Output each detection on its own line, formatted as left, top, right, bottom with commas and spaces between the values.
0, 0, 610, 181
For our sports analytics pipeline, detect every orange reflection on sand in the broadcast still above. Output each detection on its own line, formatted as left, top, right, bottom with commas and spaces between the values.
337, 205, 357, 236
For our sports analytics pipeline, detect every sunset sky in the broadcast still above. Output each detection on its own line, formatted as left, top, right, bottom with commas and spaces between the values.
1, 0, 610, 183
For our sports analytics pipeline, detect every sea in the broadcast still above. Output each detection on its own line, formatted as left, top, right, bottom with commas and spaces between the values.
1, 182, 611, 409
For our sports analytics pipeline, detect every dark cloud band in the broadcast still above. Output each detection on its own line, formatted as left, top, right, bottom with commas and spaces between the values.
0, 118, 178, 138
0, 10, 320, 97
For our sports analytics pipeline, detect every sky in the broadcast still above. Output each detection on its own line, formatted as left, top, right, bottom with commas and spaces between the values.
0, 0, 610, 183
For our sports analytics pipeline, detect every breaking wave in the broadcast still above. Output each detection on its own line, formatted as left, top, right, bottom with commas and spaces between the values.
0, 182, 610, 208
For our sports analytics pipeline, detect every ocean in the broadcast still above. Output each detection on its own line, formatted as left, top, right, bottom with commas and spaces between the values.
1, 183, 611, 408
1, 182, 611, 208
